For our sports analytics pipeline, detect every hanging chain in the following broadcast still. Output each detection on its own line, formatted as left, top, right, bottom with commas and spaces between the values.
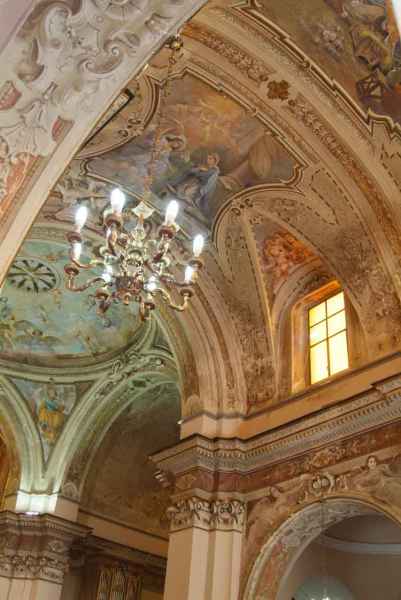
145, 35, 184, 195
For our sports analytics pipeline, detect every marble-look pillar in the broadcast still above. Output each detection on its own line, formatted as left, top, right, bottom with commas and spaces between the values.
0, 511, 89, 600
164, 497, 245, 600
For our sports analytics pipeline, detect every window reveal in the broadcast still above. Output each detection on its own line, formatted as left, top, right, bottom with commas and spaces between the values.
309, 291, 349, 384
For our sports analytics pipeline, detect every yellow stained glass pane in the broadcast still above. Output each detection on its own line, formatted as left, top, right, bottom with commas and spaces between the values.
327, 292, 344, 316
309, 301, 326, 326
310, 321, 327, 346
327, 310, 346, 337
310, 341, 329, 384
328, 331, 349, 375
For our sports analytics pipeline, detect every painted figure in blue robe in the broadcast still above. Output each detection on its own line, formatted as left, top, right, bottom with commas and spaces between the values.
160, 153, 220, 218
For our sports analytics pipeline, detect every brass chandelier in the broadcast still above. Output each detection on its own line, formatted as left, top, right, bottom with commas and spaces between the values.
64, 36, 205, 321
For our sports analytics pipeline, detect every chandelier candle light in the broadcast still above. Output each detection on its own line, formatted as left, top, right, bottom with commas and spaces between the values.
64, 36, 204, 321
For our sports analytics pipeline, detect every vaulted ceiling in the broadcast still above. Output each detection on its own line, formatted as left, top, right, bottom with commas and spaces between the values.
1, 0, 401, 538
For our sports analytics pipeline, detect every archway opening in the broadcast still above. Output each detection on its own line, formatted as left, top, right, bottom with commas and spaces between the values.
293, 575, 354, 600
244, 498, 401, 600
287, 513, 401, 600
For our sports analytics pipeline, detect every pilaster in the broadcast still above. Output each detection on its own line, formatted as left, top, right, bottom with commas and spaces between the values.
152, 439, 246, 600
163, 496, 245, 600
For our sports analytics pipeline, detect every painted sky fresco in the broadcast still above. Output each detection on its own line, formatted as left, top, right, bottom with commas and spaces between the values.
88, 74, 296, 236
0, 239, 142, 363
260, 0, 401, 123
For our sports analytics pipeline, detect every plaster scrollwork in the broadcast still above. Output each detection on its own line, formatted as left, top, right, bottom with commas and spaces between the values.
167, 496, 246, 533
184, 22, 272, 85
92, 351, 166, 403
0, 0, 205, 203
222, 212, 276, 410
286, 96, 401, 259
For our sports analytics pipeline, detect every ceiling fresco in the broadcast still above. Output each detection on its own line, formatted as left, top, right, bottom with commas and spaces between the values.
257, 0, 401, 123
10, 377, 90, 461
87, 73, 296, 236
82, 383, 180, 538
254, 222, 321, 298
0, 237, 142, 364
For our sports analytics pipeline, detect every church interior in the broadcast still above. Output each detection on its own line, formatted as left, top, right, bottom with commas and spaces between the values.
1, 0, 401, 598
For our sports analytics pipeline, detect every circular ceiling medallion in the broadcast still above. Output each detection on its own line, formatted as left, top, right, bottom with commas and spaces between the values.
7, 258, 58, 293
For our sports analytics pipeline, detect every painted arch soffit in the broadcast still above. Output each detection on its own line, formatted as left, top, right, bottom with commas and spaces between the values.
79, 382, 181, 538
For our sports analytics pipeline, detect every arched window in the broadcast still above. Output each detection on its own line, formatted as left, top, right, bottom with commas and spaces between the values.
294, 575, 354, 600
308, 291, 348, 384
291, 282, 365, 393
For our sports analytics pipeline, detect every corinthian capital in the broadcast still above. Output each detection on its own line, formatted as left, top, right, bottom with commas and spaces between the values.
0, 512, 89, 583
167, 496, 246, 533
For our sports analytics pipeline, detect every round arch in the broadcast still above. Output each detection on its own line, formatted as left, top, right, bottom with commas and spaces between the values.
243, 497, 401, 600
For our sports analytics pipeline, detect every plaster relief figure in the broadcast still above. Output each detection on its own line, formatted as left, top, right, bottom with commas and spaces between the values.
247, 476, 313, 546
347, 454, 401, 506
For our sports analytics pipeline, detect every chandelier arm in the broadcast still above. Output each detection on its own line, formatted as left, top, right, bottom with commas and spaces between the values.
157, 288, 191, 312
142, 259, 170, 282
66, 275, 108, 292
70, 256, 104, 270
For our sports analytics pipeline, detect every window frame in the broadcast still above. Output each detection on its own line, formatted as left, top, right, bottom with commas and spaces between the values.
307, 290, 349, 385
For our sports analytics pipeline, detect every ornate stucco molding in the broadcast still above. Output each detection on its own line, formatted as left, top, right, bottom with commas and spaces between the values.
152, 372, 401, 481
0, 511, 89, 583
166, 496, 246, 533
0, 0, 207, 178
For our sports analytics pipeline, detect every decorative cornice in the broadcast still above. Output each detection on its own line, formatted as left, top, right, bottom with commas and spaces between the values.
166, 497, 246, 533
152, 373, 401, 481
82, 534, 166, 573
0, 511, 90, 583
